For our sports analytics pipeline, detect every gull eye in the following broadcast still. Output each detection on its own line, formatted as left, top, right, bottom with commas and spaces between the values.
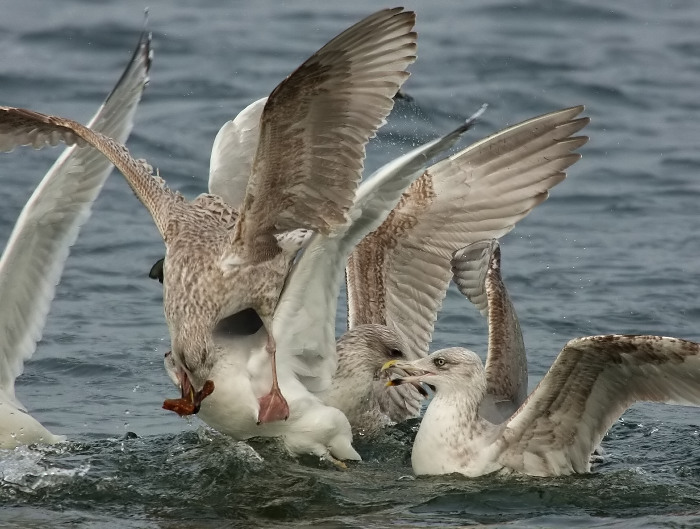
434, 357, 446, 368
388, 348, 403, 358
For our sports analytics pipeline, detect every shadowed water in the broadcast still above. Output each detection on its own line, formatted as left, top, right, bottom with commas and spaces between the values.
1, 0, 699, 527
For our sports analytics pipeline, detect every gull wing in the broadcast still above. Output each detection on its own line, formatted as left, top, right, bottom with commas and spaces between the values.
0, 31, 151, 402
0, 104, 177, 238
232, 8, 417, 261
347, 106, 589, 359
452, 240, 527, 418
273, 119, 478, 393
208, 97, 267, 210
497, 335, 700, 476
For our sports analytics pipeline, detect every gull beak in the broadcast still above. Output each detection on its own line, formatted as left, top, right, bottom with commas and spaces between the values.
381, 359, 400, 372
381, 359, 434, 393
162, 369, 215, 416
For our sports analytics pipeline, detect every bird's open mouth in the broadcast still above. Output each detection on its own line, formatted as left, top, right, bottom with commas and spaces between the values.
381, 360, 433, 396
162, 370, 215, 416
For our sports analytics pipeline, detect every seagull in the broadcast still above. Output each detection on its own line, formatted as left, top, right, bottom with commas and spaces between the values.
330, 106, 589, 433
385, 242, 700, 477
0, 7, 418, 425
0, 30, 151, 449
171, 103, 590, 460
160, 104, 589, 440
164, 106, 484, 462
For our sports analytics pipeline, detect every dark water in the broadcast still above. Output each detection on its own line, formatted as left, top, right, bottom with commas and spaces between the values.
1, 1, 700, 527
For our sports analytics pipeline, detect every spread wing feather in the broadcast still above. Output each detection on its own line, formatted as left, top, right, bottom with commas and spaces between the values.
0, 31, 151, 402
273, 118, 479, 392
232, 8, 417, 261
347, 106, 589, 360
498, 335, 700, 476
452, 240, 527, 419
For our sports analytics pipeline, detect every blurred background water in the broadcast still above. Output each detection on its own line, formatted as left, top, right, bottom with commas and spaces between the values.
1, 1, 699, 527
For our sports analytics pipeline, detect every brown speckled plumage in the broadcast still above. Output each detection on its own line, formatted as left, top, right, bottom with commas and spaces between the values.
326, 324, 421, 434
451, 240, 527, 420
391, 333, 700, 477
346, 172, 435, 328
346, 106, 590, 361
0, 8, 418, 400
339, 107, 590, 432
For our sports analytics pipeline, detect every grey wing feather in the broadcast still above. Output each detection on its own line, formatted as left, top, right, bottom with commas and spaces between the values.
452, 240, 527, 419
498, 335, 700, 476
348, 106, 589, 360
208, 97, 267, 210
274, 111, 479, 393
0, 31, 151, 401
233, 8, 417, 260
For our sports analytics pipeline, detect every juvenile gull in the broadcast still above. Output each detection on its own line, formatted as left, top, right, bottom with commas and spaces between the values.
332, 107, 589, 432
173, 105, 589, 441
165, 110, 483, 461
187, 105, 590, 444
0, 31, 151, 449
385, 243, 700, 477
388, 337, 700, 477
0, 8, 418, 424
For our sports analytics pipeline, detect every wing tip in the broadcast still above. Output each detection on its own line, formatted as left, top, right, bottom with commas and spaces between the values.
103, 21, 153, 106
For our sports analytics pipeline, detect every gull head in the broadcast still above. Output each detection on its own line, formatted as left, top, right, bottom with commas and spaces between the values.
336, 324, 411, 382
383, 347, 486, 394
149, 252, 222, 408
162, 350, 215, 415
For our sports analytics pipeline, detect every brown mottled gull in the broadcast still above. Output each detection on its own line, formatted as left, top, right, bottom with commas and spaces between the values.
333, 106, 589, 432
387, 336, 700, 477
0, 30, 151, 448
169, 110, 480, 461
0, 7, 418, 424
386, 242, 700, 477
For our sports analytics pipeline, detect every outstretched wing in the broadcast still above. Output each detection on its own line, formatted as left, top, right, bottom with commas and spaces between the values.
273, 118, 478, 393
347, 106, 589, 359
232, 8, 417, 261
0, 31, 151, 402
497, 335, 700, 476
208, 97, 267, 210
0, 29, 179, 239
0, 104, 177, 238
452, 240, 527, 419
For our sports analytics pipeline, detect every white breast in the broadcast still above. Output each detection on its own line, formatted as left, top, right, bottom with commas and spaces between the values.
412, 395, 503, 477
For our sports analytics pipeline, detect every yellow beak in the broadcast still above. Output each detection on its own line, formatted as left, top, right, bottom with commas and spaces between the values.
381, 359, 399, 372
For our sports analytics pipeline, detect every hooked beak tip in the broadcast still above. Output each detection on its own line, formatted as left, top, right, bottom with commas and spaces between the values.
381, 359, 399, 372
163, 375, 215, 417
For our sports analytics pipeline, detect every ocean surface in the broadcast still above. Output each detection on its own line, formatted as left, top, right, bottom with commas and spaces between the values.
1, 1, 700, 527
